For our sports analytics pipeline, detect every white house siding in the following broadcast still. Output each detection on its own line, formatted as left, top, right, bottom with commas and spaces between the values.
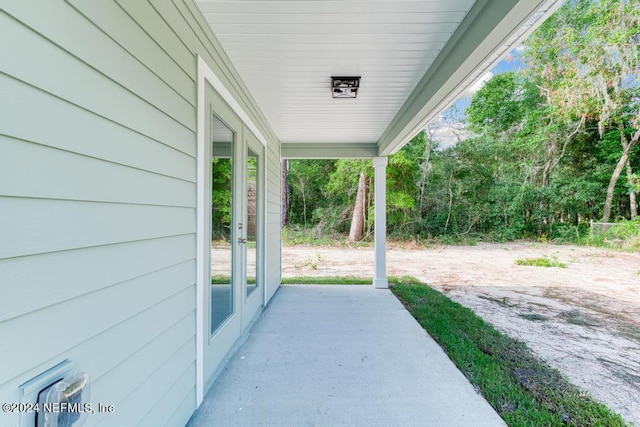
0, 1, 281, 425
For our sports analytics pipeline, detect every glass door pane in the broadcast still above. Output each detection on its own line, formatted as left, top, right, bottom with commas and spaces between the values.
246, 147, 258, 296
211, 114, 234, 335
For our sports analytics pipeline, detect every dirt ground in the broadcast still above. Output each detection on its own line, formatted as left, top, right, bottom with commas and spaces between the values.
281, 242, 640, 425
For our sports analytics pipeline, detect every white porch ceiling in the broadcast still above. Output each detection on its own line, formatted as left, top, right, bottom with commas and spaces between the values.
195, 0, 563, 157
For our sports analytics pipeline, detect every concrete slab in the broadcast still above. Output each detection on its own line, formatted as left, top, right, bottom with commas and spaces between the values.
188, 285, 505, 426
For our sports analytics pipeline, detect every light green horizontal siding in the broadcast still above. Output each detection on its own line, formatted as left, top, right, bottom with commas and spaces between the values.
0, 277, 195, 425
0, 198, 194, 259
0, 135, 194, 206
0, 10, 194, 153
0, 263, 194, 385
75, 299, 195, 397
2, 74, 195, 180
0, 235, 194, 323
0, 0, 282, 425
98, 339, 195, 426
168, 386, 198, 427
117, 0, 198, 79
144, 364, 196, 427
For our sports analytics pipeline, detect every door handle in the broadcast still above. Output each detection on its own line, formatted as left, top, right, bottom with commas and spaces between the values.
238, 237, 247, 244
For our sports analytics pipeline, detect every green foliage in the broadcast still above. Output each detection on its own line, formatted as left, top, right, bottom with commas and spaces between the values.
467, 72, 544, 134
586, 218, 640, 251
527, 0, 640, 128
387, 132, 426, 237
629, 174, 640, 193
516, 256, 567, 268
549, 223, 590, 243
526, 0, 640, 223
281, 225, 339, 246
212, 158, 232, 240
602, 219, 640, 240
391, 278, 626, 426
287, 160, 337, 229
281, 276, 371, 285
285, 133, 429, 240
325, 159, 372, 196
304, 255, 318, 269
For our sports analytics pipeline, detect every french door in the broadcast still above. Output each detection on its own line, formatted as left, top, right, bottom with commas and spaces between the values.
203, 83, 263, 385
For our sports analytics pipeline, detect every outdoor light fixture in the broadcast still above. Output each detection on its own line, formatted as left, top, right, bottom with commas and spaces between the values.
332, 76, 360, 98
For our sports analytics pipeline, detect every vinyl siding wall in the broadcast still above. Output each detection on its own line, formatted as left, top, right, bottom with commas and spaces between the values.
0, 1, 281, 425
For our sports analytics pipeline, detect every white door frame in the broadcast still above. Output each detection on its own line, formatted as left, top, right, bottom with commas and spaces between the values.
196, 56, 267, 406
241, 129, 265, 331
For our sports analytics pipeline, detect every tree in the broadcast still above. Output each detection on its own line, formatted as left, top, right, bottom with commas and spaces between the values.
281, 159, 289, 226
212, 158, 232, 239
348, 171, 368, 241
526, 0, 640, 221
287, 160, 336, 229
282, 1, 639, 241
386, 133, 424, 236
326, 159, 373, 237
467, 72, 532, 134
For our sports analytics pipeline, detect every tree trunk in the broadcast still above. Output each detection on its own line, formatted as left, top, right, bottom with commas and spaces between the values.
299, 179, 307, 230
619, 123, 638, 219
281, 159, 289, 226
418, 137, 433, 215
444, 171, 453, 233
625, 159, 637, 219
348, 171, 367, 242
365, 176, 373, 237
602, 128, 640, 222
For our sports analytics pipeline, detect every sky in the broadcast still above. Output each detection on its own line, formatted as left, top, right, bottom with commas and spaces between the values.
426, 46, 528, 149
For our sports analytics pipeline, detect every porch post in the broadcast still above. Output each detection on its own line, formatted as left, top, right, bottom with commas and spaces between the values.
373, 156, 388, 289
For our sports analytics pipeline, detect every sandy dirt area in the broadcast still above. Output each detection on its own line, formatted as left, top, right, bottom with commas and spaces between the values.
281, 242, 640, 425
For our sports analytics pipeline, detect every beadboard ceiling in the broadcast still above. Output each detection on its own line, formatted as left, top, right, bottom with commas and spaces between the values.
195, 0, 563, 157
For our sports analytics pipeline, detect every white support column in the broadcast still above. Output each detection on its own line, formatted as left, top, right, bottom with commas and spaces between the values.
373, 157, 388, 289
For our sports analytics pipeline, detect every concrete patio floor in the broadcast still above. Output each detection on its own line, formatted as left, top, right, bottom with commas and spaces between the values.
188, 285, 505, 426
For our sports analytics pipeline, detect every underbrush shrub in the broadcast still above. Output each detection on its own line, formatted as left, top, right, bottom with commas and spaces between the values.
550, 223, 589, 243
586, 218, 640, 251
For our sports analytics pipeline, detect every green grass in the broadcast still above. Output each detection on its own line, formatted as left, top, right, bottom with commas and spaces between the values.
281, 276, 371, 285
516, 256, 566, 268
389, 277, 626, 427
282, 226, 371, 247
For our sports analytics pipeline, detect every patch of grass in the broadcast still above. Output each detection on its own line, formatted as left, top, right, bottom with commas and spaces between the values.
478, 294, 513, 306
389, 277, 626, 427
304, 255, 318, 269
516, 256, 566, 268
559, 309, 601, 327
281, 276, 370, 285
282, 226, 371, 247
282, 226, 340, 246
302, 252, 327, 270
518, 313, 549, 322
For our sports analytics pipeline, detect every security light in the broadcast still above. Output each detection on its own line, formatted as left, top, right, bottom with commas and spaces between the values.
332, 76, 360, 98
